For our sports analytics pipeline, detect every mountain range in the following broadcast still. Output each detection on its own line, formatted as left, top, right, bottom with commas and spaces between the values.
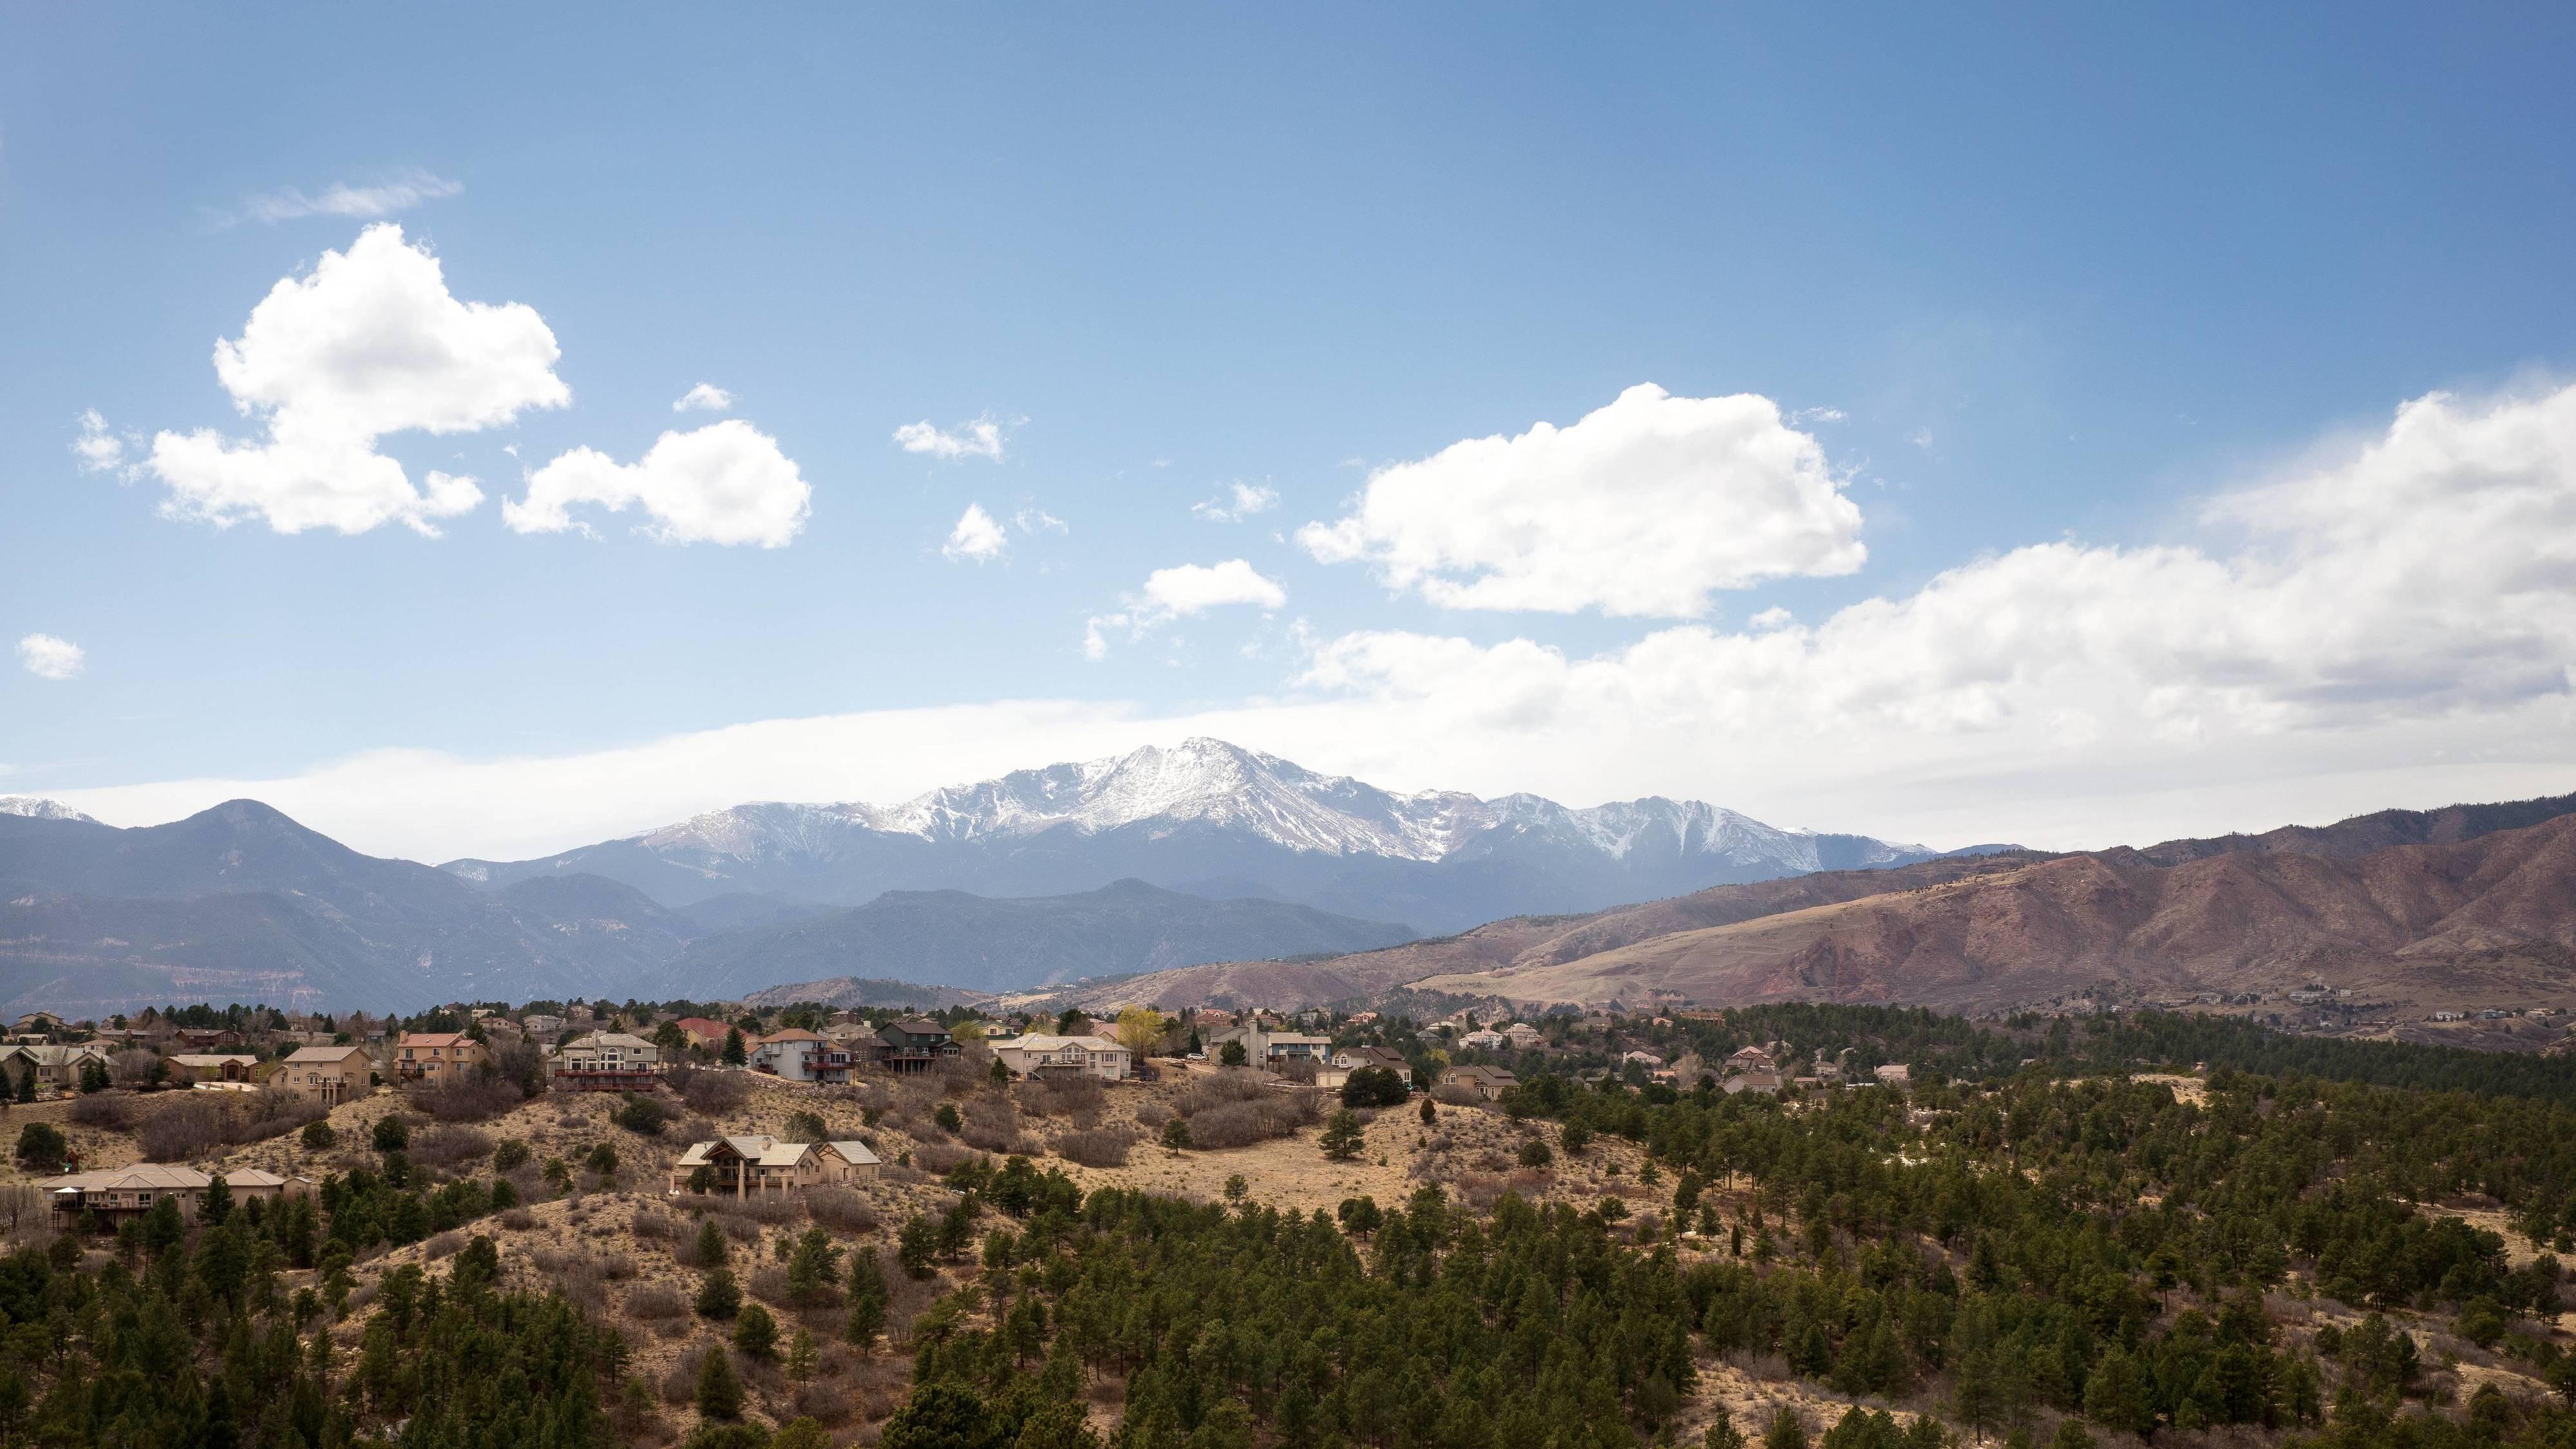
0, 741, 1940, 1014
440, 737, 1947, 933
1074, 790, 2576, 1034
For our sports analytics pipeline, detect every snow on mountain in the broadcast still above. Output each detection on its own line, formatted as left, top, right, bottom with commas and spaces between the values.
0, 796, 97, 824
628, 738, 1921, 869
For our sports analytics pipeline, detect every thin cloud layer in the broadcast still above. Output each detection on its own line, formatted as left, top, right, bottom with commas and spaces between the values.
220, 168, 464, 227
142, 223, 568, 535
1300, 383, 1863, 617
507, 420, 811, 547
1192, 482, 1278, 522
672, 383, 735, 413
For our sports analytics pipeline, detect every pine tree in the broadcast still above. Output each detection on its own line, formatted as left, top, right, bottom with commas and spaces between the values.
696, 1265, 741, 1320
1320, 1109, 1365, 1162
696, 1217, 728, 1269
733, 1302, 778, 1360
722, 1028, 748, 1066
695, 1345, 745, 1420
847, 1246, 890, 1347
201, 1173, 233, 1227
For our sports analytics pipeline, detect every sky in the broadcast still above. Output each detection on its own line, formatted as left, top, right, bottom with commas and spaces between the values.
6, 5, 2576, 863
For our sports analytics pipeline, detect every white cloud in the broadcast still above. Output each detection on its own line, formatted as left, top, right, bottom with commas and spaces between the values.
223, 168, 464, 227
1191, 482, 1279, 522
672, 383, 734, 413
47, 383, 2576, 867
17, 635, 84, 681
506, 420, 810, 547
1790, 406, 1846, 425
1084, 559, 1285, 659
145, 223, 568, 536
1013, 507, 1068, 534
943, 503, 1008, 562
1299, 383, 1863, 617
71, 410, 126, 473
894, 416, 1007, 460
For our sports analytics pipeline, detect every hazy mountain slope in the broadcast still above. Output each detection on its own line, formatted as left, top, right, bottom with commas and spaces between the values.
2129, 790, 2576, 866
442, 738, 1939, 931
659, 878, 1417, 998
1412, 812, 2576, 1013
1082, 853, 2040, 1010
0, 804, 697, 1013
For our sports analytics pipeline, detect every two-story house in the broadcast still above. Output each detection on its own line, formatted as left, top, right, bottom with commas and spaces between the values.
280, 1043, 375, 1105
875, 1018, 959, 1074
395, 1032, 489, 1082
750, 1028, 853, 1084
551, 1032, 661, 1090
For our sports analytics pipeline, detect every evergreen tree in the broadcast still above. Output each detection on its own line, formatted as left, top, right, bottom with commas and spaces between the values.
1320, 1109, 1365, 1162
696, 1265, 741, 1320
721, 1028, 748, 1066
733, 1302, 778, 1360
695, 1345, 745, 1420
848, 1246, 890, 1347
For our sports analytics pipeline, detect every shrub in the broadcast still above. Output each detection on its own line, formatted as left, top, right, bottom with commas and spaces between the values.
372, 1114, 412, 1152
804, 1187, 877, 1234
68, 1092, 137, 1130
301, 1119, 338, 1150
423, 1230, 466, 1260
413, 1072, 526, 1123
733, 1302, 779, 1361
492, 1137, 531, 1171
933, 1103, 962, 1134
1560, 1121, 1593, 1154
684, 1072, 751, 1115
1518, 1139, 1554, 1169
1177, 1072, 1268, 1115
140, 1097, 229, 1162
911, 1142, 976, 1176
625, 1282, 689, 1320
15, 1122, 68, 1171
412, 1124, 495, 1172
1054, 1128, 1132, 1168
1185, 1093, 1321, 1150
1341, 1067, 1410, 1109
612, 1094, 669, 1137
1132, 1100, 1171, 1128
784, 1109, 827, 1142
585, 1142, 620, 1175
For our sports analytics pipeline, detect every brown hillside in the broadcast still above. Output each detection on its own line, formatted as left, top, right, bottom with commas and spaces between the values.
1412, 812, 2576, 1014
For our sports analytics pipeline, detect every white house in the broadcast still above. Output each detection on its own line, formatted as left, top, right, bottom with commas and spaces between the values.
1873, 1063, 1910, 1086
749, 1028, 853, 1084
992, 1034, 1131, 1081
1459, 1028, 1507, 1052
1504, 1023, 1544, 1049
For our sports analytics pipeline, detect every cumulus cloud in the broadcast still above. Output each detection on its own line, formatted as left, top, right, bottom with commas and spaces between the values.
50, 384, 2576, 864
144, 223, 568, 535
1084, 559, 1285, 659
17, 635, 83, 681
506, 420, 810, 547
672, 383, 734, 413
220, 168, 465, 227
943, 503, 1009, 562
1300, 383, 1863, 617
71, 410, 127, 473
1191, 482, 1279, 522
894, 416, 1007, 460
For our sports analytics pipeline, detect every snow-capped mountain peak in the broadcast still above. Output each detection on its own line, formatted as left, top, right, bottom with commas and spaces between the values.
625, 737, 1923, 868
0, 796, 97, 824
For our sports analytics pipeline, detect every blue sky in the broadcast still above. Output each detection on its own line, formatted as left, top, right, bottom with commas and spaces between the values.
7, 5, 2576, 860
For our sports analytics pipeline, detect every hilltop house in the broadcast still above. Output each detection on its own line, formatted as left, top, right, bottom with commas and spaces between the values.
672, 1017, 734, 1053
750, 1028, 853, 1084
1504, 1023, 1544, 1049
0, 1043, 113, 1092
1445, 1065, 1519, 1101
668, 1135, 884, 1195
280, 1044, 374, 1105
876, 1018, 960, 1074
992, 1034, 1132, 1081
395, 1032, 489, 1083
1208, 1021, 1333, 1066
167, 1054, 261, 1086
45, 1166, 306, 1227
552, 1032, 661, 1090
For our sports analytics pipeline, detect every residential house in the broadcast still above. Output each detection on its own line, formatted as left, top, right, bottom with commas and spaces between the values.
1504, 1023, 1544, 1050
1208, 1021, 1332, 1066
0, 1043, 113, 1092
1331, 1045, 1410, 1075
167, 1054, 261, 1085
750, 1028, 853, 1084
1872, 1063, 1911, 1086
1458, 1028, 1508, 1052
876, 1018, 960, 1074
1621, 1049, 1665, 1069
395, 1032, 489, 1083
171, 1028, 246, 1052
992, 1034, 1132, 1081
552, 1032, 662, 1090
672, 1017, 734, 1054
668, 1135, 824, 1197
9, 1011, 64, 1040
280, 1043, 375, 1105
1725, 1045, 1777, 1075
520, 1013, 569, 1037
45, 1166, 306, 1227
820, 1139, 882, 1183
1723, 1071, 1784, 1097
1445, 1065, 1519, 1101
